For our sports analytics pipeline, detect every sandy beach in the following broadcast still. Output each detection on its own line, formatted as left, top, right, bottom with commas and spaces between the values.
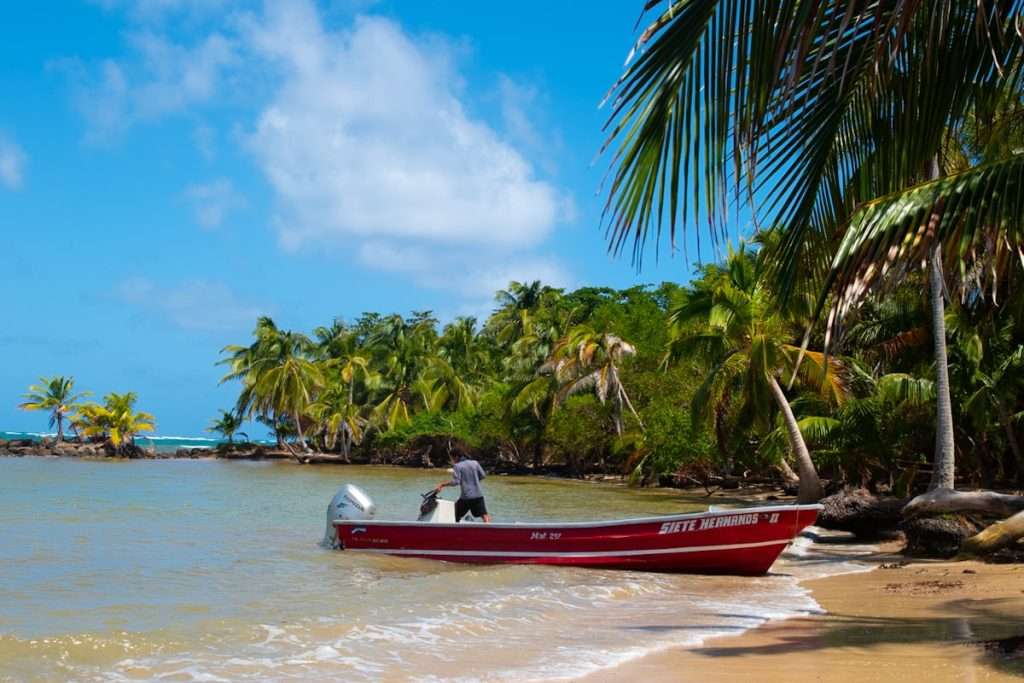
585, 552, 1024, 682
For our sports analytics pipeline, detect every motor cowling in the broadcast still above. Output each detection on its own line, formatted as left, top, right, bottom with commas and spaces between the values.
323, 483, 376, 548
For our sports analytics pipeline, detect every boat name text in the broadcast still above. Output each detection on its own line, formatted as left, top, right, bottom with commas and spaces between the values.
658, 512, 778, 535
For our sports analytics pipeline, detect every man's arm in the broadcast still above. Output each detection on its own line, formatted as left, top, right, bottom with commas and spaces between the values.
435, 467, 460, 492
476, 462, 486, 480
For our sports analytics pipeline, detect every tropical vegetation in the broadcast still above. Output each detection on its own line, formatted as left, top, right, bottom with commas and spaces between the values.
600, 0, 1024, 501
17, 378, 156, 455
215, 250, 1024, 497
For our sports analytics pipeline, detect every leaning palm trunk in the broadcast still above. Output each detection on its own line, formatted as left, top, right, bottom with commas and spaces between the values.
777, 458, 800, 486
614, 371, 644, 434
293, 411, 310, 455
55, 413, 64, 444
768, 376, 823, 503
340, 423, 352, 462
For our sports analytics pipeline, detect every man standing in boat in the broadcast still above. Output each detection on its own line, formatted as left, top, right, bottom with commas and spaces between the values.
434, 452, 491, 523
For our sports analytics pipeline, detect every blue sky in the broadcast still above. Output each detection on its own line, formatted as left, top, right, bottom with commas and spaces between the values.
1, 1, 737, 435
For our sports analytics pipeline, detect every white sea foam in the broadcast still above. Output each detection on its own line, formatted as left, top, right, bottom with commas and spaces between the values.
87, 531, 875, 683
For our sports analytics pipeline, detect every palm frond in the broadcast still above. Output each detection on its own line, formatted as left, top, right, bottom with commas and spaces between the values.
822, 153, 1024, 345
877, 372, 936, 406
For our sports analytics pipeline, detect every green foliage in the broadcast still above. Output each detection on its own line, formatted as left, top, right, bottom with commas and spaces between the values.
636, 400, 715, 482
73, 392, 156, 453
19, 376, 89, 442
209, 258, 1024, 488
207, 410, 246, 443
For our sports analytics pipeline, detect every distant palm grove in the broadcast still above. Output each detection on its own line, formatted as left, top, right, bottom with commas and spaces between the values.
216, 234, 1024, 499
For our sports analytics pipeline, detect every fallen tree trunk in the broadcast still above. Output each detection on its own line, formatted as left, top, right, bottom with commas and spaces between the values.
297, 452, 352, 464
960, 510, 1024, 557
902, 488, 1024, 518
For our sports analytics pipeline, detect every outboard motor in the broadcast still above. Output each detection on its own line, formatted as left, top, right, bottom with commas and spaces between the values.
322, 484, 376, 549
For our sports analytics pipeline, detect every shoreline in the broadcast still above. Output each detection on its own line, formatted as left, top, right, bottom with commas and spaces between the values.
581, 548, 1024, 682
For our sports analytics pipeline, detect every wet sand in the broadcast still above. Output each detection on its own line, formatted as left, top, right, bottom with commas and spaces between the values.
583, 554, 1024, 682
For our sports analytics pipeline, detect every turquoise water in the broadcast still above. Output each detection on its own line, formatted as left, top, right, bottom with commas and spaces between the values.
0, 458, 869, 681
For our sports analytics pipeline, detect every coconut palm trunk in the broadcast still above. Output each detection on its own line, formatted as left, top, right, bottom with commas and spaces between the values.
926, 158, 956, 491
293, 411, 309, 453
55, 412, 64, 444
768, 376, 823, 503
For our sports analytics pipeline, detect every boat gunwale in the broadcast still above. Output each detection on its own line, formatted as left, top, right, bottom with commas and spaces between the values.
333, 503, 823, 531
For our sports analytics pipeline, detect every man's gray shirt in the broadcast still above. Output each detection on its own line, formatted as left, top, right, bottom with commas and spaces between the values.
450, 459, 486, 500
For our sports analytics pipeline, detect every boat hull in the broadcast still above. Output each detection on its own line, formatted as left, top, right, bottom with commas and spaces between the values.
333, 504, 821, 575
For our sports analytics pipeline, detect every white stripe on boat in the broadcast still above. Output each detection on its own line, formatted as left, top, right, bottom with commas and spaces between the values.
342, 538, 791, 559
333, 503, 822, 531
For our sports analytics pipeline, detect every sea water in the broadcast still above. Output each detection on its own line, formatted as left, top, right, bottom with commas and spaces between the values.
0, 458, 872, 682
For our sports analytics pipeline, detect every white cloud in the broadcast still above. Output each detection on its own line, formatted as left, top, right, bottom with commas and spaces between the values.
59, 31, 239, 141
67, 1, 577, 310
116, 277, 265, 332
243, 6, 570, 251
185, 178, 245, 228
0, 135, 26, 190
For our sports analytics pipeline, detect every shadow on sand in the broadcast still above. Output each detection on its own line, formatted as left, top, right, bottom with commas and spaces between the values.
690, 599, 1024, 676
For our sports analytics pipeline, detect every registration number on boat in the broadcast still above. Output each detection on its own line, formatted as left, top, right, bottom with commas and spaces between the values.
530, 531, 562, 540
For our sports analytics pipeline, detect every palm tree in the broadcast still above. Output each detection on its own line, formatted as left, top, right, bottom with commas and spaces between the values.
543, 326, 643, 435
510, 372, 561, 469
309, 382, 366, 460
491, 281, 562, 345
333, 352, 372, 404
74, 392, 156, 455
253, 355, 323, 453
369, 315, 438, 430
664, 246, 848, 502
220, 317, 320, 452
439, 316, 495, 384
955, 318, 1024, 481
207, 410, 247, 444
415, 357, 478, 412
601, 1, 1023, 491
19, 376, 89, 443
762, 371, 936, 492
313, 318, 351, 360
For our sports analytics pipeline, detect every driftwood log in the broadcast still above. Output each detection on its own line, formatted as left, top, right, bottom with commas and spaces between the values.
961, 510, 1024, 556
903, 488, 1024, 518
903, 488, 1024, 557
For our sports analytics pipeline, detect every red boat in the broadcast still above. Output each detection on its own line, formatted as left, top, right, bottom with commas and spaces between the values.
325, 485, 821, 575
